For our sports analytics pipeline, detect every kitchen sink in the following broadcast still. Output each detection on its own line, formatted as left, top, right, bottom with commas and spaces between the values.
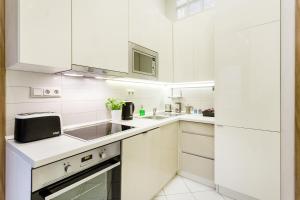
160, 112, 183, 117
143, 115, 169, 120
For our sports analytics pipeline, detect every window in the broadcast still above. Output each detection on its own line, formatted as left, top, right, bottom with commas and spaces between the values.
176, 0, 216, 19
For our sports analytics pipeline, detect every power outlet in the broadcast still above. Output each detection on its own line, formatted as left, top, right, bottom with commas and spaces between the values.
31, 87, 61, 98
127, 89, 135, 96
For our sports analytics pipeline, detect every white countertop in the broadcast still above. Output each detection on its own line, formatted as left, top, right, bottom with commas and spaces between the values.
6, 114, 214, 168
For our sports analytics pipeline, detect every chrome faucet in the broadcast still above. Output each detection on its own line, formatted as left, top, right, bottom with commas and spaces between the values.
153, 108, 157, 116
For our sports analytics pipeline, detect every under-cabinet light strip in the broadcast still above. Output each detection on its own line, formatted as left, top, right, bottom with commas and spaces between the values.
62, 73, 214, 88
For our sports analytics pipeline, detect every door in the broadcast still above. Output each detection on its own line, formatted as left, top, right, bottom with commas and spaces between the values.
72, 0, 128, 73
159, 123, 178, 187
18, 0, 71, 72
32, 159, 121, 200
122, 128, 162, 200
215, 21, 280, 132
173, 11, 215, 82
215, 125, 280, 200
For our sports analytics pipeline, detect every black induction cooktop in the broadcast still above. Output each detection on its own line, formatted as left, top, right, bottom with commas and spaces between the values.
64, 122, 134, 141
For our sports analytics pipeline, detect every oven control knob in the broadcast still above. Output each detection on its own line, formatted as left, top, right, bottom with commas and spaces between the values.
64, 163, 72, 173
99, 152, 107, 159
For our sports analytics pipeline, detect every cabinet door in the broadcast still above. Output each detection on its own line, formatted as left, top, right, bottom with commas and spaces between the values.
129, 0, 161, 51
122, 133, 148, 200
217, 0, 280, 31
215, 21, 280, 131
173, 11, 215, 82
159, 123, 179, 187
72, 0, 128, 73
215, 126, 280, 200
6, 0, 71, 73
122, 128, 161, 200
173, 19, 194, 82
158, 17, 174, 82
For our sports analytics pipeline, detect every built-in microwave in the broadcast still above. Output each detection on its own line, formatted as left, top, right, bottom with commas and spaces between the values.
129, 42, 159, 80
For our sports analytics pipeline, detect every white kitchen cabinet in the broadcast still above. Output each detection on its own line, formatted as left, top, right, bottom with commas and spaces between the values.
215, 21, 280, 132
121, 130, 155, 200
122, 125, 178, 200
181, 153, 214, 182
6, 0, 71, 73
72, 0, 128, 73
129, 0, 173, 82
157, 17, 174, 82
173, 10, 215, 82
217, 0, 280, 32
159, 123, 179, 187
129, 0, 164, 51
215, 126, 280, 200
179, 121, 215, 186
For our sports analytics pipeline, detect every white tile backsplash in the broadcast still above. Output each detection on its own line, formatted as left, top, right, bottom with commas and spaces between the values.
5, 70, 214, 136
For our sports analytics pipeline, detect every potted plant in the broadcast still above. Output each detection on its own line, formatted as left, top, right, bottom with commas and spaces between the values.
105, 98, 125, 121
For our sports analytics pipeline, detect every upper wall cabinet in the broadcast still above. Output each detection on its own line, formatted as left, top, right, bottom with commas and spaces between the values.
173, 10, 215, 82
6, 0, 72, 73
157, 17, 173, 82
129, 0, 173, 82
217, 0, 280, 32
215, 0, 280, 132
72, 0, 129, 73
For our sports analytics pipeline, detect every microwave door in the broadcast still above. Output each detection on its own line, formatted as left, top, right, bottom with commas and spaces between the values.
33, 161, 121, 200
133, 51, 156, 76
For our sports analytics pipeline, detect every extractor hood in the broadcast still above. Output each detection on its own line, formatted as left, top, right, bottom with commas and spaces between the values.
59, 64, 129, 79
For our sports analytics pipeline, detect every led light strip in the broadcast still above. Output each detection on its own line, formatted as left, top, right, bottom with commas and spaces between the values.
62, 73, 214, 88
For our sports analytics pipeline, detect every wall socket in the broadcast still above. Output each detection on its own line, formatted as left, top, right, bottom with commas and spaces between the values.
30, 87, 61, 98
127, 89, 135, 96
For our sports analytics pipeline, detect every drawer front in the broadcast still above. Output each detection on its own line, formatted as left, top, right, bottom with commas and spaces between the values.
182, 133, 214, 159
181, 121, 214, 136
181, 153, 214, 181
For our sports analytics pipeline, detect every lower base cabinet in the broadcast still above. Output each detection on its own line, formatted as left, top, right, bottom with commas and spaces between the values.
121, 123, 179, 200
215, 126, 280, 200
179, 121, 215, 186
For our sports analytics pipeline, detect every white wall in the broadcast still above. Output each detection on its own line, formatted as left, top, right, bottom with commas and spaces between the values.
165, 87, 214, 111
5, 70, 214, 136
5, 70, 166, 135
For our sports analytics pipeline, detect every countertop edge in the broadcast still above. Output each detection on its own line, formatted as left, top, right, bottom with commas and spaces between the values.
6, 116, 214, 168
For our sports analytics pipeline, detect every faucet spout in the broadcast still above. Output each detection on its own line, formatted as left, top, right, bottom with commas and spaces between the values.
153, 108, 157, 116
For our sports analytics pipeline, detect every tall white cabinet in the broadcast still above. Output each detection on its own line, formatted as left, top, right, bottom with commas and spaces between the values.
215, 0, 281, 199
72, 0, 129, 73
6, 0, 72, 73
129, 0, 173, 82
173, 10, 215, 82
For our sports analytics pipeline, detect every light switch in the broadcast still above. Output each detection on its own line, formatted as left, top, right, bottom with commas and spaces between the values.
31, 88, 43, 97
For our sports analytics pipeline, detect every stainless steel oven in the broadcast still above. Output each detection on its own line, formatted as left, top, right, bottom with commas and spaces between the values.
129, 42, 158, 80
31, 142, 121, 200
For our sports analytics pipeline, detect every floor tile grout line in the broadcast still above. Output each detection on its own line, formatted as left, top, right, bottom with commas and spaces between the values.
154, 175, 235, 200
180, 175, 194, 194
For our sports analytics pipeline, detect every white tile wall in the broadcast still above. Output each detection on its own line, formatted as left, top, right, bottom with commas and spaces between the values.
167, 88, 214, 111
5, 70, 214, 136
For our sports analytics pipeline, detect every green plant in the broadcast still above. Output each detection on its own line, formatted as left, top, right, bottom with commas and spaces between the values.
105, 98, 125, 110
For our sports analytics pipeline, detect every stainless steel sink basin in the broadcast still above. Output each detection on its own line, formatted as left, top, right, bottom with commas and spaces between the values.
143, 115, 169, 120
160, 112, 182, 117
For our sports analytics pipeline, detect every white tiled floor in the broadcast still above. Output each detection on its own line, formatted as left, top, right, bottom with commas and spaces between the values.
153, 176, 234, 200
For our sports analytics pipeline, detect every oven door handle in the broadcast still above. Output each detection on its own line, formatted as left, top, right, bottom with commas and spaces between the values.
44, 161, 120, 200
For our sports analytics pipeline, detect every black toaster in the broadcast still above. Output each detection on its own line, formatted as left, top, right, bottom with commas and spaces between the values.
14, 112, 62, 143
